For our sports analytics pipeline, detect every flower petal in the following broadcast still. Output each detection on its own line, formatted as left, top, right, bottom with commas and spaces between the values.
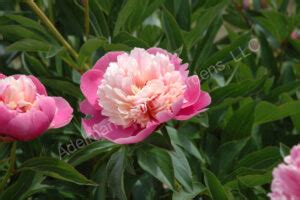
3, 108, 53, 141
100, 120, 158, 144
80, 99, 98, 115
147, 47, 188, 78
80, 69, 104, 107
11, 75, 47, 95
50, 97, 73, 128
0, 104, 17, 131
37, 96, 56, 121
82, 113, 106, 139
93, 51, 124, 71
155, 97, 183, 123
175, 91, 211, 120
182, 76, 201, 108
28, 75, 47, 95
83, 114, 158, 144
147, 47, 170, 57
0, 73, 6, 79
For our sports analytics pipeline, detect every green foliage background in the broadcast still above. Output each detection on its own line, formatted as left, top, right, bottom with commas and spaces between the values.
0, 0, 300, 199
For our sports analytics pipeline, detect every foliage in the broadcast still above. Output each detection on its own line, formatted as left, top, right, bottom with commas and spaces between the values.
1, 0, 300, 199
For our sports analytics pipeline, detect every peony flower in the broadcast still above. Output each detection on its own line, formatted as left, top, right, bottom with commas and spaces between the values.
80, 48, 211, 144
0, 74, 73, 141
269, 144, 300, 199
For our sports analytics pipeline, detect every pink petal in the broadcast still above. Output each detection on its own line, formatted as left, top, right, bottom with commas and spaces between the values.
82, 113, 158, 144
11, 75, 47, 95
3, 107, 54, 141
80, 69, 103, 107
100, 120, 158, 144
147, 47, 171, 56
175, 91, 211, 120
147, 47, 188, 79
80, 99, 98, 115
37, 96, 56, 121
1, 96, 56, 141
82, 113, 106, 139
156, 97, 183, 123
28, 75, 47, 95
0, 104, 17, 130
182, 76, 201, 108
50, 97, 73, 128
93, 51, 124, 71
0, 73, 6, 79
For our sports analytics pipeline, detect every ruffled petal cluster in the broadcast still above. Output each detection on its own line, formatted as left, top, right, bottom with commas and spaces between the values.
80, 48, 211, 144
269, 144, 300, 199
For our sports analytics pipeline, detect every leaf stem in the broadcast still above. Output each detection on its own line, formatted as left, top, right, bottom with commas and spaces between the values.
83, 0, 90, 39
25, 0, 78, 60
0, 142, 17, 192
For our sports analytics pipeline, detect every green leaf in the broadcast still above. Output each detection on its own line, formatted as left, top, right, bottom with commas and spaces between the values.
204, 169, 229, 200
170, 145, 193, 191
6, 15, 48, 35
237, 147, 281, 170
210, 78, 266, 106
226, 172, 272, 189
175, 0, 191, 31
19, 157, 97, 186
279, 143, 290, 158
200, 33, 250, 71
161, 7, 187, 58
172, 182, 206, 200
137, 146, 175, 190
266, 81, 300, 101
91, 164, 108, 200
40, 78, 82, 98
223, 102, 256, 142
113, 0, 140, 35
113, 32, 149, 48
212, 139, 248, 177
65, 140, 117, 166
6, 39, 51, 52
22, 53, 51, 77
0, 172, 44, 200
78, 38, 107, 68
237, 178, 258, 200
0, 25, 45, 41
186, 1, 228, 47
191, 17, 222, 72
255, 101, 300, 125
167, 126, 205, 163
106, 147, 127, 200
143, 132, 173, 151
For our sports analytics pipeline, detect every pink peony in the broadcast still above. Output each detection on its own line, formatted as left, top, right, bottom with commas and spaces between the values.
269, 144, 300, 199
80, 48, 211, 144
0, 74, 73, 141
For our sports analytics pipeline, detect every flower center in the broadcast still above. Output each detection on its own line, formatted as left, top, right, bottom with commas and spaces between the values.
0, 76, 37, 112
97, 48, 186, 128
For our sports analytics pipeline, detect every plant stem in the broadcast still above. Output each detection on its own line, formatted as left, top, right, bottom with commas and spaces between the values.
0, 142, 16, 192
83, 0, 90, 39
25, 0, 78, 60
